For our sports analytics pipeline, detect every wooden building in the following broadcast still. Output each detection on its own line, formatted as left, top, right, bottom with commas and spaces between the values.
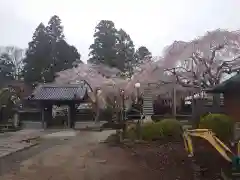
27, 81, 93, 129
207, 73, 240, 122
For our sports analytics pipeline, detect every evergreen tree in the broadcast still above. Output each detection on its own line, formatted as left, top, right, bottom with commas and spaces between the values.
88, 20, 118, 67
23, 15, 82, 85
46, 15, 81, 76
46, 15, 65, 41
116, 29, 135, 73
54, 40, 81, 72
88, 20, 136, 75
134, 46, 152, 65
23, 23, 52, 84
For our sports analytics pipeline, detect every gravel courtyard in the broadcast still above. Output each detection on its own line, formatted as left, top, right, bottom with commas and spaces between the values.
0, 130, 197, 180
0, 130, 138, 180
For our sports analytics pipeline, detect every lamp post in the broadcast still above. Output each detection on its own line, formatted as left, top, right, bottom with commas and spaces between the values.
94, 88, 102, 123
120, 89, 125, 120
134, 82, 141, 112
135, 82, 141, 99
134, 82, 141, 139
120, 89, 126, 138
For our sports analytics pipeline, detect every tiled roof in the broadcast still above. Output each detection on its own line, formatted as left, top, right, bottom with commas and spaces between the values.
206, 73, 240, 93
30, 83, 87, 101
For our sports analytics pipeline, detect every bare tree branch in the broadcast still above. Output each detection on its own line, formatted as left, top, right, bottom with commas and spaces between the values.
209, 44, 225, 64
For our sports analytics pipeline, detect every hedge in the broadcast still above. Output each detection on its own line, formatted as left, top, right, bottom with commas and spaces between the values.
199, 113, 233, 141
127, 119, 183, 141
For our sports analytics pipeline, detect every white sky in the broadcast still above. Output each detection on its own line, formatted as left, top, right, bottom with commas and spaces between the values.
0, 0, 240, 62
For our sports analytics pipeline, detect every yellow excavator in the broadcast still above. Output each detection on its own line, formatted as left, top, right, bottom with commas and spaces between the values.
183, 129, 240, 180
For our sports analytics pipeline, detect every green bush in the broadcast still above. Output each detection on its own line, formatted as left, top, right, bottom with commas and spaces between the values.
126, 119, 183, 141
126, 122, 162, 141
199, 113, 233, 141
157, 119, 183, 139
141, 122, 163, 140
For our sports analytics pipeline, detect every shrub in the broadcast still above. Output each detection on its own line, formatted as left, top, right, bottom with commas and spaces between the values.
151, 115, 164, 122
157, 119, 183, 139
126, 122, 161, 141
199, 113, 233, 141
126, 119, 183, 141
141, 122, 163, 141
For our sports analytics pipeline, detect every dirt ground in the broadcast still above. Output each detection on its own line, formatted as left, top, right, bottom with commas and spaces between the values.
192, 137, 232, 179
0, 131, 193, 180
0, 131, 225, 180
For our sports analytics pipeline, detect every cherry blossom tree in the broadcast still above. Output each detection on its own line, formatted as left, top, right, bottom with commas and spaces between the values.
55, 63, 132, 121
121, 30, 240, 117
163, 29, 240, 89
55, 29, 240, 123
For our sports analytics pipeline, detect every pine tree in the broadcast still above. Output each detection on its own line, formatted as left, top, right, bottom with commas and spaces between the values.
88, 20, 137, 75
46, 15, 65, 41
116, 29, 135, 73
46, 15, 81, 75
88, 20, 118, 67
23, 23, 52, 84
23, 16, 82, 85
54, 40, 81, 72
134, 46, 152, 65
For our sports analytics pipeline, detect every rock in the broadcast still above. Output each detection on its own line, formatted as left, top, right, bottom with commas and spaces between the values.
96, 160, 107, 164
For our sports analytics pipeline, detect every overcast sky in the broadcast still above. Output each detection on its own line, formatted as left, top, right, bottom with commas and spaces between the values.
0, 0, 240, 62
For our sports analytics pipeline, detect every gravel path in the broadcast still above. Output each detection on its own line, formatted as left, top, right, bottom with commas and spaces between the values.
0, 130, 115, 179
0, 137, 68, 175
0, 130, 196, 180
